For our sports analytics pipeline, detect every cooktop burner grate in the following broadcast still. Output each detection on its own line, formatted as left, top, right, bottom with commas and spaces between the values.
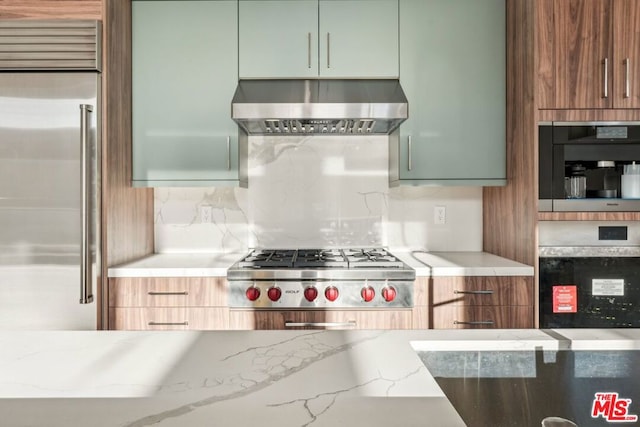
236, 248, 405, 269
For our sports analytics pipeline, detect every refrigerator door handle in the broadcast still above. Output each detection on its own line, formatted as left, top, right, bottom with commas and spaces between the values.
80, 104, 94, 304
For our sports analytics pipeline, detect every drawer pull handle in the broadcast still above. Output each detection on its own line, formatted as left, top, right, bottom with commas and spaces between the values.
148, 321, 189, 326
453, 290, 494, 295
147, 291, 189, 296
284, 321, 356, 328
454, 320, 494, 326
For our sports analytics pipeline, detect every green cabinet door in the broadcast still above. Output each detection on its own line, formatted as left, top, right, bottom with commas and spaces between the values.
239, 0, 398, 78
395, 0, 506, 186
319, 0, 399, 78
239, 0, 318, 79
132, 0, 239, 186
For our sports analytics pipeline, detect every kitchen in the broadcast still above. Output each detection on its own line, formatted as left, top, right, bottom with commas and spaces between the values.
1, 0, 640, 426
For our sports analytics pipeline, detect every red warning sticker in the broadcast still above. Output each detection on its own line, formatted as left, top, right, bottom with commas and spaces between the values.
553, 285, 577, 313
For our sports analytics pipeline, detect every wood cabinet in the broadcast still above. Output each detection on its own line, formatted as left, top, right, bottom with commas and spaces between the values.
412, 277, 429, 329
238, 0, 399, 78
0, 1, 102, 19
393, 0, 506, 186
538, 0, 640, 109
109, 277, 229, 330
131, 0, 240, 187
229, 309, 412, 330
428, 276, 534, 329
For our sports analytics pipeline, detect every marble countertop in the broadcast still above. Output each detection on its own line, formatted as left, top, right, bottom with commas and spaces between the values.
1, 329, 638, 427
395, 251, 534, 277
107, 252, 245, 278
107, 251, 533, 278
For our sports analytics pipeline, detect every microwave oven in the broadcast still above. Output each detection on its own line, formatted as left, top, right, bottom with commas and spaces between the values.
539, 122, 640, 212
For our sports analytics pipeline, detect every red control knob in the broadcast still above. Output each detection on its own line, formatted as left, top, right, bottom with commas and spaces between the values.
382, 286, 397, 302
267, 286, 282, 302
325, 286, 339, 302
304, 286, 318, 302
246, 286, 260, 301
361, 286, 375, 302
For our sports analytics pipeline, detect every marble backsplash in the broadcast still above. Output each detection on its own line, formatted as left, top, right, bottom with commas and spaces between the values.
154, 135, 483, 253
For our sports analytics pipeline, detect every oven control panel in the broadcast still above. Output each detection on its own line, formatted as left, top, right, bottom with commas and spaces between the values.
228, 280, 414, 309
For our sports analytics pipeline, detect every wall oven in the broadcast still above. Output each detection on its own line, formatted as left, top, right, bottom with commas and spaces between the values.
539, 122, 640, 212
539, 222, 640, 328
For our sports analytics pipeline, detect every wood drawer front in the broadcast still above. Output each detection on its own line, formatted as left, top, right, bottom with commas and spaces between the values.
188, 308, 229, 330
432, 306, 534, 329
109, 307, 229, 330
229, 310, 412, 330
431, 276, 533, 306
109, 307, 188, 330
109, 277, 227, 307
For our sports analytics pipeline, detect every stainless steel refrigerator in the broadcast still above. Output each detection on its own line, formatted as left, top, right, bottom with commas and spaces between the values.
0, 20, 101, 329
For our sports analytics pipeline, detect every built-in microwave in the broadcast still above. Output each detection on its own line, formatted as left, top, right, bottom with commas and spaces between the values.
539, 122, 640, 211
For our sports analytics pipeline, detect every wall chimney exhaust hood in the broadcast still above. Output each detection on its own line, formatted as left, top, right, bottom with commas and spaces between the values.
231, 79, 408, 135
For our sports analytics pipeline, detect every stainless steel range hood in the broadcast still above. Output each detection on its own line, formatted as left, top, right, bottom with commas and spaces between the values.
231, 79, 408, 135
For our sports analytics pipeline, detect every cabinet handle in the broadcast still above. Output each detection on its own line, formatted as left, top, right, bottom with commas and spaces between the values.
326, 32, 330, 69
603, 58, 609, 98
226, 136, 231, 171
453, 320, 494, 326
147, 291, 189, 296
307, 32, 312, 69
408, 135, 412, 171
79, 104, 94, 305
148, 321, 188, 326
625, 58, 631, 99
453, 290, 494, 295
284, 321, 356, 328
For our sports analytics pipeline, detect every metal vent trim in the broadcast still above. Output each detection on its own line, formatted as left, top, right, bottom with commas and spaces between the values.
0, 20, 102, 71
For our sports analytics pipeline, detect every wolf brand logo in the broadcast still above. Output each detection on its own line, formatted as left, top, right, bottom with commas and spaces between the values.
591, 392, 638, 422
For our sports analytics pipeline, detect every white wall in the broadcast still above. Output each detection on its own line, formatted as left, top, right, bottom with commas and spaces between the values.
154, 135, 483, 253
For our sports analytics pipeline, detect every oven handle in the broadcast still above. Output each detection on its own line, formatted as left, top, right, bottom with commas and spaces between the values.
285, 321, 356, 329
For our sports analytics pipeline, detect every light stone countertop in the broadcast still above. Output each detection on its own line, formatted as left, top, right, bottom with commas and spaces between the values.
107, 251, 533, 278
107, 252, 246, 278
0, 329, 638, 427
394, 251, 534, 277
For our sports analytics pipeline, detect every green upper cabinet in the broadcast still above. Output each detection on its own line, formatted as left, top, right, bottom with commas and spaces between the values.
132, 0, 240, 187
239, 0, 399, 79
239, 0, 318, 79
392, 0, 506, 186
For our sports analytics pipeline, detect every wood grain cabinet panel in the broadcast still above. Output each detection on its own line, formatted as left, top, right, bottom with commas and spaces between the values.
229, 310, 412, 330
109, 277, 228, 307
537, 0, 640, 109
109, 307, 189, 330
0, 1, 102, 19
431, 276, 533, 307
412, 277, 429, 329
108, 278, 228, 330
429, 276, 534, 329
431, 306, 533, 329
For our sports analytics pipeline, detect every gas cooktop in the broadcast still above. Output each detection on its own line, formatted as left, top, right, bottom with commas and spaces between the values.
227, 248, 414, 281
227, 248, 415, 309
236, 248, 405, 269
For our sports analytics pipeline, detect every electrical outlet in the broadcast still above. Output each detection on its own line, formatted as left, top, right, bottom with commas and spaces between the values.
199, 205, 212, 223
434, 206, 446, 225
